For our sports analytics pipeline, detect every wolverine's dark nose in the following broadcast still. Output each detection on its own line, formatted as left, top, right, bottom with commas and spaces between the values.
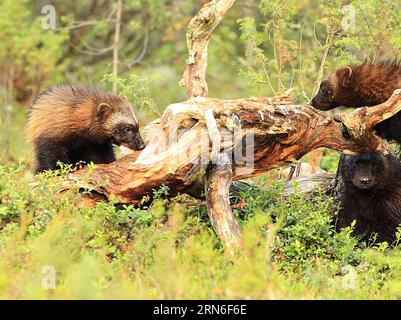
360, 177, 372, 186
132, 132, 146, 151
135, 135, 145, 150
137, 140, 145, 150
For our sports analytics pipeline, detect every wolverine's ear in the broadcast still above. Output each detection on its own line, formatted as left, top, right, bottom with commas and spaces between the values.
97, 103, 112, 122
336, 67, 353, 87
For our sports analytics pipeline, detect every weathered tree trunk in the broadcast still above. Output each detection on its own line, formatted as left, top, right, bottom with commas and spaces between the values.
67, 90, 401, 202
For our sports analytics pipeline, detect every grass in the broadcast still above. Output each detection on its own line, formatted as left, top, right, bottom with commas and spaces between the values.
1, 162, 401, 299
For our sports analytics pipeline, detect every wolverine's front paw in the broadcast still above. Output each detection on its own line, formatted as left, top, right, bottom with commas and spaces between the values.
71, 160, 87, 172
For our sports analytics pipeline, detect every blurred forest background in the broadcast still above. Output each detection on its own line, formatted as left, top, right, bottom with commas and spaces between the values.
0, 0, 401, 166
1, 0, 401, 300
1, 0, 400, 167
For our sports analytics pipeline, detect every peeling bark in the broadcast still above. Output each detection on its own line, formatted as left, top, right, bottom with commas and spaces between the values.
66, 90, 401, 205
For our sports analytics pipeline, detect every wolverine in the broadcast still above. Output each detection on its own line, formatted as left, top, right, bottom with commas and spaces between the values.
337, 151, 401, 243
311, 61, 401, 143
27, 85, 145, 173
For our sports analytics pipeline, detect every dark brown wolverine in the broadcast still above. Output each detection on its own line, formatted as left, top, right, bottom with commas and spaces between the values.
337, 151, 401, 243
311, 61, 401, 143
27, 85, 145, 173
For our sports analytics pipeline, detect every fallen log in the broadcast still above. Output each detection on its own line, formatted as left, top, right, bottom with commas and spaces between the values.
66, 89, 401, 205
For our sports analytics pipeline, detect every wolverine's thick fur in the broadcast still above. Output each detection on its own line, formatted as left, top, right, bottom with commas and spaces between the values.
337, 152, 401, 243
311, 61, 401, 143
27, 85, 144, 172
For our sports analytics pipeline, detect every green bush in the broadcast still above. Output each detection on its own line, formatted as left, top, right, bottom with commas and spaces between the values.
1, 165, 401, 299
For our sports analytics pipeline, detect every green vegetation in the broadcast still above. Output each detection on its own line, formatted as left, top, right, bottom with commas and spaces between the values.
1, 0, 401, 299
1, 166, 401, 299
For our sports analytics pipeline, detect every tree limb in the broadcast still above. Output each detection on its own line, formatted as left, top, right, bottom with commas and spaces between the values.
66, 90, 401, 205
179, 0, 237, 98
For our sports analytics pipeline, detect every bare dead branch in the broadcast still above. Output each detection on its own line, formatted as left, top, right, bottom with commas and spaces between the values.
179, 0, 237, 98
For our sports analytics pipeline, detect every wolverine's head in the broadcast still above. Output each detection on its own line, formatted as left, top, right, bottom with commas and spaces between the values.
342, 152, 393, 190
96, 98, 145, 151
310, 62, 400, 110
311, 66, 363, 110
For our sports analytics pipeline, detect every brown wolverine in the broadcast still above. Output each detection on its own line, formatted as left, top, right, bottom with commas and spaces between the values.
27, 85, 145, 173
311, 61, 401, 143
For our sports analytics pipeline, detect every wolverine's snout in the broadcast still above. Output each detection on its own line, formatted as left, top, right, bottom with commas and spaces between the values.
135, 135, 146, 150
124, 133, 145, 151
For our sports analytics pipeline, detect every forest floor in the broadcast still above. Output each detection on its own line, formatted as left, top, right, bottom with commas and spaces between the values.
1, 107, 401, 300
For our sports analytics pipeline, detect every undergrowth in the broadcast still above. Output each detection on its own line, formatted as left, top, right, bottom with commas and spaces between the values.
1, 164, 401, 299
